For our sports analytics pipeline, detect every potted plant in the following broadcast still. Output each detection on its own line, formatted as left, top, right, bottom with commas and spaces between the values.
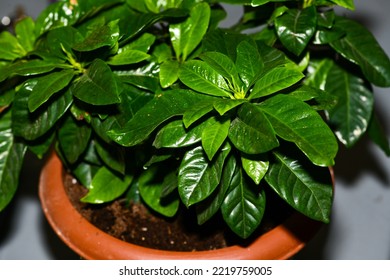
0, 0, 389, 259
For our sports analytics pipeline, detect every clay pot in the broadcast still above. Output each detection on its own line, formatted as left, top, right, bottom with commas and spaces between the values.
39, 152, 326, 260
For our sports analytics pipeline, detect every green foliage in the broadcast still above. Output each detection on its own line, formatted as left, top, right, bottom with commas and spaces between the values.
0, 0, 389, 240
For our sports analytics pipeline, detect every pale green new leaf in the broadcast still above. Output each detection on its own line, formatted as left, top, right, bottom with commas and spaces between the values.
241, 156, 269, 185
159, 60, 180, 88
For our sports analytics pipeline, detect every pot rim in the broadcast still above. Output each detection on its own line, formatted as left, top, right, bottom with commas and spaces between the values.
39, 151, 324, 260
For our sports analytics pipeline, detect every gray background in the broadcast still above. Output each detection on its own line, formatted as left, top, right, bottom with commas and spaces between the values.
0, 0, 389, 259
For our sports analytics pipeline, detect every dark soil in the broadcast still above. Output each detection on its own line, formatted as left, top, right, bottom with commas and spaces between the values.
63, 171, 293, 252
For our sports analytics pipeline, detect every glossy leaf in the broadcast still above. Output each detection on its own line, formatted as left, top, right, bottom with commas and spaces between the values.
153, 119, 203, 148
213, 99, 246, 116
138, 166, 179, 217
28, 70, 75, 112
235, 40, 264, 89
179, 60, 232, 98
0, 59, 67, 83
330, 17, 390, 87
196, 154, 237, 225
265, 151, 333, 222
201, 117, 230, 160
159, 60, 180, 88
200, 52, 242, 89
123, 8, 188, 43
58, 115, 92, 164
178, 144, 230, 207
250, 67, 304, 99
182, 100, 215, 128
109, 90, 209, 146
35, 1, 81, 36
71, 59, 120, 105
228, 103, 279, 154
241, 156, 269, 185
325, 63, 374, 147
81, 166, 133, 204
12, 86, 73, 141
331, 0, 355, 10
170, 2, 210, 61
95, 140, 126, 174
108, 50, 150, 66
221, 165, 266, 239
275, 6, 317, 56
14, 17, 36, 53
0, 111, 27, 212
0, 31, 26, 60
258, 94, 338, 166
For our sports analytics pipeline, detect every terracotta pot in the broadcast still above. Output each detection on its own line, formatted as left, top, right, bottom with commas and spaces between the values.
39, 152, 327, 260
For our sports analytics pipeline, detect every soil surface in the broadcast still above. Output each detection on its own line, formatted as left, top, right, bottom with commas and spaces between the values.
63, 171, 293, 252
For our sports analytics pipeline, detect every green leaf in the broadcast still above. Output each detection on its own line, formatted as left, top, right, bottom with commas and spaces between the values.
236, 40, 264, 89
12, 85, 73, 141
15, 17, 36, 53
153, 119, 204, 148
108, 50, 150, 66
170, 2, 210, 61
249, 66, 304, 99
325, 63, 374, 147
258, 94, 338, 166
179, 60, 231, 98
241, 155, 269, 185
159, 60, 180, 88
71, 59, 120, 105
81, 166, 133, 204
330, 0, 355, 10
265, 151, 333, 223
123, 8, 188, 43
275, 6, 317, 56
0, 59, 68, 83
35, 1, 81, 36
0, 111, 27, 212
28, 70, 75, 112
58, 115, 92, 164
73, 20, 120, 51
305, 58, 334, 90
202, 116, 230, 160
95, 141, 126, 175
221, 165, 266, 239
138, 166, 180, 217
330, 17, 390, 87
200, 51, 242, 89
183, 100, 215, 128
0, 31, 26, 60
213, 99, 246, 116
228, 103, 279, 154
178, 144, 231, 207
196, 154, 237, 225
109, 90, 210, 146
